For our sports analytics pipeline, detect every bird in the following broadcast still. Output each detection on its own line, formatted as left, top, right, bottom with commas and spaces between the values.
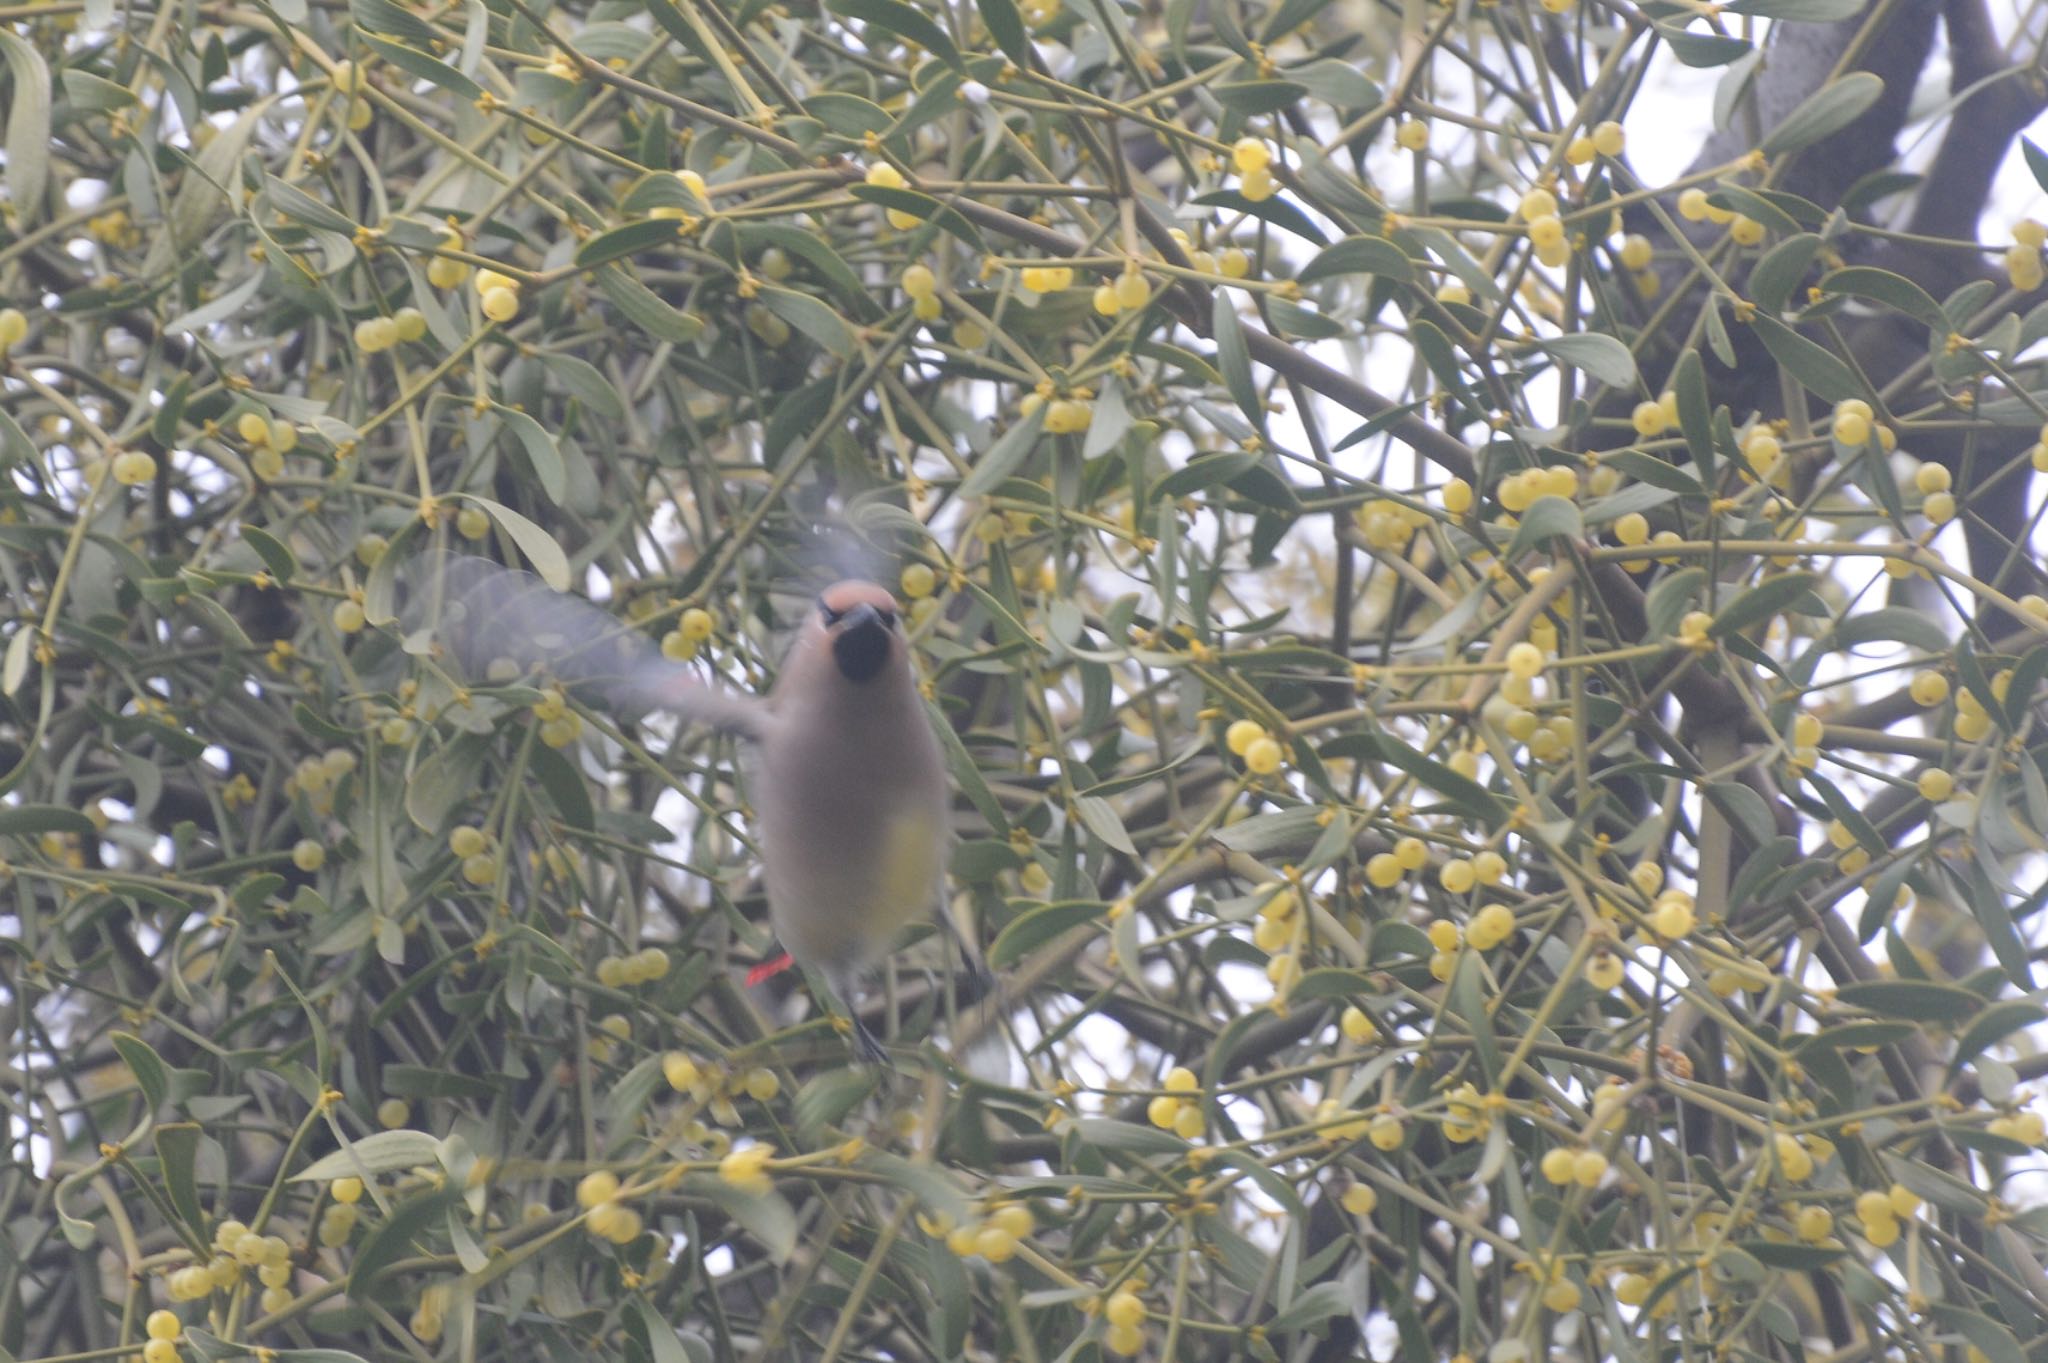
405, 551, 957, 1063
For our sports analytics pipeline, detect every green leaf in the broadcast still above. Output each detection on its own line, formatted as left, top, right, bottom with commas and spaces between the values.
1156, 451, 1261, 500
1602, 449, 1705, 495
455, 496, 569, 589
759, 284, 856, 358
959, 405, 1046, 499
595, 263, 705, 343
1750, 316, 1863, 402
493, 405, 566, 504
1828, 606, 1953, 655
1296, 234, 1414, 286
0, 32, 52, 226
1818, 266, 1945, 330
350, 1187, 457, 1291
1952, 1000, 2045, 1070
1748, 233, 1822, 314
1761, 72, 1885, 155
1213, 79, 1308, 115
989, 899, 1103, 969
352, 0, 441, 46
1927, 1306, 2024, 1363
2025, 137, 2048, 196
1537, 333, 1636, 388
1213, 292, 1262, 429
1710, 572, 1820, 637
845, 184, 985, 252
700, 1181, 799, 1261
977, 0, 1029, 61
803, 91, 892, 137
1702, 782, 1774, 848
1191, 189, 1330, 245
111, 1032, 169, 1111
241, 525, 297, 583
0, 804, 96, 837
527, 737, 596, 832
357, 30, 483, 101
1834, 979, 1984, 1024
293, 1130, 445, 1182
825, 0, 963, 69
794, 1068, 878, 1135
1645, 567, 1706, 641
574, 218, 681, 270
1071, 1118, 1188, 1157
1504, 495, 1583, 559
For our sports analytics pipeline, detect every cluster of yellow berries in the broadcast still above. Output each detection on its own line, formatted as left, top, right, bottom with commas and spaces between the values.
1018, 384, 1094, 434
1539, 1145, 1610, 1187
1630, 390, 1681, 439
474, 267, 522, 323
447, 824, 500, 886
1020, 262, 1076, 293
1771, 1130, 1831, 1183
586, 1012, 633, 1064
595, 946, 671, 987
1676, 187, 1767, 245
1518, 187, 1572, 269
234, 409, 303, 480
142, 1309, 185, 1363
427, 224, 470, 289
531, 687, 582, 748
1534, 1258, 1583, 1312
1954, 676, 1998, 742
1830, 397, 1892, 450
1564, 120, 1626, 166
1144, 1065, 1205, 1139
2009, 220, 2044, 291
1248, 884, 1298, 955
1434, 848, 1507, 896
167, 1218, 294, 1313
1908, 460, 1955, 525
1223, 718, 1284, 774
663, 1051, 781, 1127
1091, 266, 1153, 316
1439, 1081, 1490, 1143
574, 1170, 645, 1243
286, 747, 356, 815
1165, 227, 1251, 277
1647, 888, 1696, 941
1098, 1281, 1150, 1356
0, 305, 27, 350
87, 206, 142, 249
220, 771, 259, 810
1231, 137, 1279, 201
899, 261, 945, 322
660, 605, 716, 661
1851, 1182, 1921, 1248
317, 1176, 363, 1247
352, 306, 426, 353
937, 1199, 1036, 1262
1496, 463, 1580, 513
1352, 496, 1429, 550
864, 161, 921, 229
1363, 835, 1429, 889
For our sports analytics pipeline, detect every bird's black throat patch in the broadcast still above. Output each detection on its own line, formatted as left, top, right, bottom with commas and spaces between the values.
832, 615, 889, 682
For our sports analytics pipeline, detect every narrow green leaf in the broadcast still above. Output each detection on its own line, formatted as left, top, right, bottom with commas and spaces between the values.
357, 31, 483, 101
1819, 266, 1945, 330
456, 496, 569, 589
845, 184, 985, 252
1748, 233, 1822, 313
493, 405, 567, 504
825, 0, 963, 68
595, 264, 705, 343
574, 218, 681, 269
959, 405, 1046, 498
1504, 495, 1583, 559
1212, 292, 1261, 429
1538, 333, 1636, 388
1750, 316, 1862, 402
111, 1032, 169, 1111
0, 32, 52, 226
977, 0, 1028, 61
1760, 72, 1884, 155
760, 284, 856, 358
1710, 572, 1820, 637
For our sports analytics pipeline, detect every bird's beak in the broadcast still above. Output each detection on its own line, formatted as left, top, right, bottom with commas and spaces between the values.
829, 601, 891, 682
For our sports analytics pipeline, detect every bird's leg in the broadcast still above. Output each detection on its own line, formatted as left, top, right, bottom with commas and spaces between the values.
847, 1011, 890, 1066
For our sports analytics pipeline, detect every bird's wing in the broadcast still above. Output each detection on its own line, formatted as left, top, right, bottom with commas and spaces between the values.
401, 551, 770, 738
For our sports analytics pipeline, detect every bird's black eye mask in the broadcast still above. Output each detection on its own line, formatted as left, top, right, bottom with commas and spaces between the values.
818, 596, 897, 631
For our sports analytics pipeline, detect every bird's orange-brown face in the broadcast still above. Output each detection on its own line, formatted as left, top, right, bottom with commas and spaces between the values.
817, 581, 900, 683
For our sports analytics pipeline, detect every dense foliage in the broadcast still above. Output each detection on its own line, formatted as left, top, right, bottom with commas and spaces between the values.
6, 0, 2048, 1360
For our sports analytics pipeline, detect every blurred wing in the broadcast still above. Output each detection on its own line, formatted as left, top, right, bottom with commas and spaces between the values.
401, 552, 768, 737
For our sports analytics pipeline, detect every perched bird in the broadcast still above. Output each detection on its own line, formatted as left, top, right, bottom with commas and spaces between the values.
407, 553, 955, 1062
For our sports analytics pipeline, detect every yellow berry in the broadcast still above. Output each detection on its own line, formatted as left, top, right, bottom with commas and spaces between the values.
1105, 1322, 1144, 1357
1340, 1005, 1377, 1043
1365, 852, 1403, 888
0, 306, 27, 346
1591, 120, 1624, 157
1917, 768, 1953, 801
1832, 407, 1871, 447
1542, 1278, 1582, 1312
1242, 735, 1282, 774
1729, 215, 1765, 247
577, 1170, 620, 1208
112, 450, 158, 485
331, 599, 366, 634
1146, 1095, 1182, 1129
1426, 919, 1460, 952
1092, 283, 1120, 316
1395, 121, 1428, 151
1774, 1132, 1814, 1182
146, 1309, 182, 1341
331, 1175, 363, 1204
1505, 642, 1545, 680
392, 306, 427, 342
680, 607, 714, 642
1652, 895, 1695, 941
144, 1338, 180, 1363
1618, 234, 1651, 270
1922, 490, 1955, 524
1473, 850, 1506, 885
1439, 859, 1476, 894
291, 839, 325, 872
1232, 137, 1271, 174
1164, 1065, 1198, 1092
1540, 1147, 1577, 1184
1341, 1183, 1378, 1215
1441, 476, 1472, 513
1615, 1272, 1650, 1305
1631, 400, 1667, 437
1238, 165, 1277, 202
1114, 270, 1151, 309
1909, 670, 1949, 707
1105, 1289, 1146, 1327
1572, 1150, 1608, 1186
377, 1098, 410, 1129
1470, 902, 1515, 949
481, 286, 520, 322
1367, 1113, 1403, 1150
1677, 188, 1711, 221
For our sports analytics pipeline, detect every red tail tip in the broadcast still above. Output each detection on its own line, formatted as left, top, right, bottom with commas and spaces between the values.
745, 951, 795, 987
